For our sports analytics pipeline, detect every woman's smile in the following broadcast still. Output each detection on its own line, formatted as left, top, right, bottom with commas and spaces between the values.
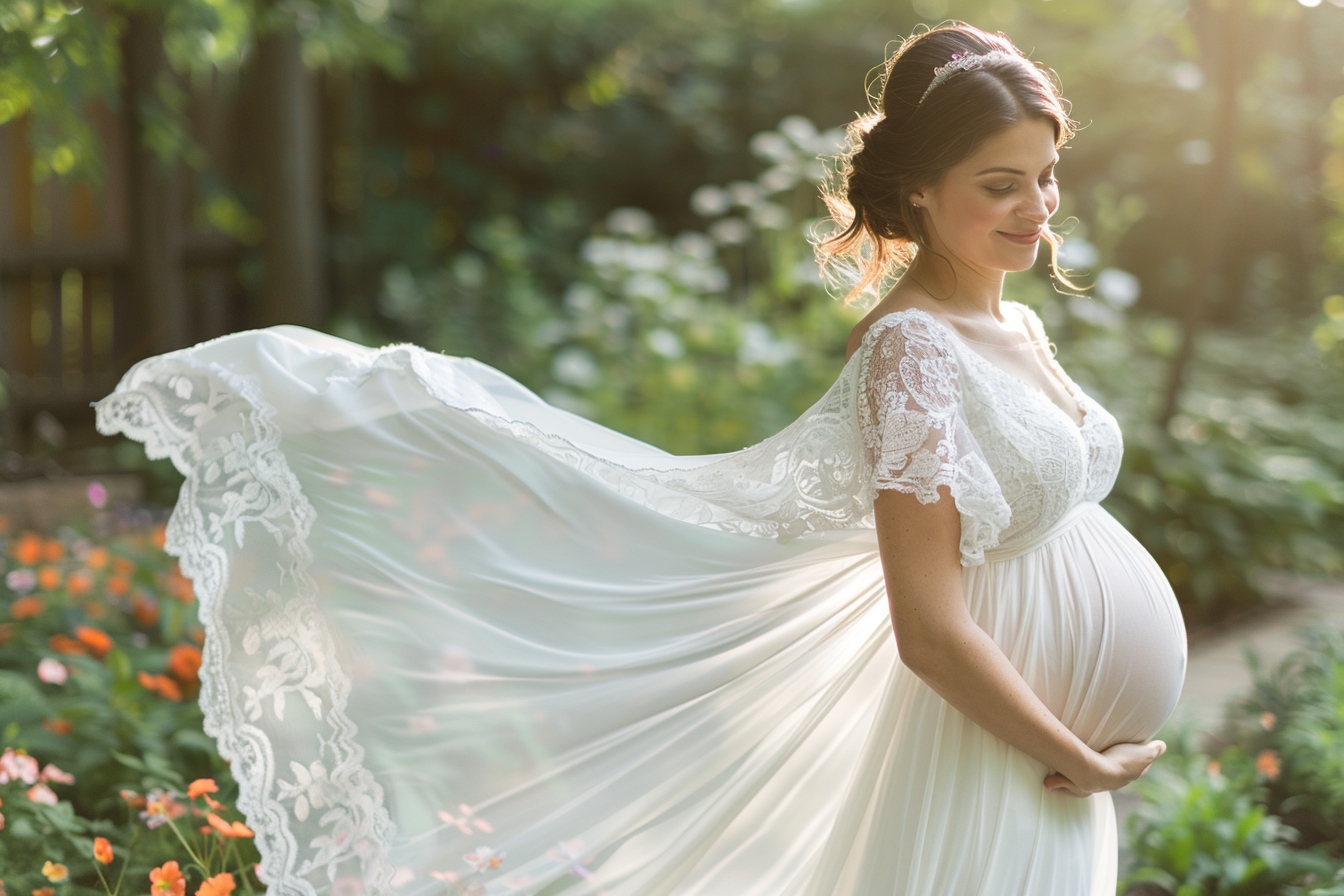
997, 228, 1042, 245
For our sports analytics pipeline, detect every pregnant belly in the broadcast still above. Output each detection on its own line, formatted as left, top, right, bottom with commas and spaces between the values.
964, 503, 1189, 752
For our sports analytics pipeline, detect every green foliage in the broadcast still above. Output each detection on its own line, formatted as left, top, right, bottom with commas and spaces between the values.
1121, 716, 1339, 895
0, 0, 410, 185
1122, 623, 1344, 895
1210, 627, 1344, 852
1057, 315, 1344, 627
0, 508, 259, 894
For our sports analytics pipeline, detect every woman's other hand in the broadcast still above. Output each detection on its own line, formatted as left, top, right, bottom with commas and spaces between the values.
1043, 739, 1167, 797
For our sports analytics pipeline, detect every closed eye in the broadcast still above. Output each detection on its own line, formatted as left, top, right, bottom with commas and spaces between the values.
986, 175, 1058, 195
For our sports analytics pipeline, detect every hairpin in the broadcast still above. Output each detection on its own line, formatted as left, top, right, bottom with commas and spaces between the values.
918, 50, 1021, 106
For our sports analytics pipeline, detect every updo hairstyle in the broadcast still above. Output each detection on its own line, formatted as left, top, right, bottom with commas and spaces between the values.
816, 22, 1080, 306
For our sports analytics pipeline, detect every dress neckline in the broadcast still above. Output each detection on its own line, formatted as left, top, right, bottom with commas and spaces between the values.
853, 304, 1092, 431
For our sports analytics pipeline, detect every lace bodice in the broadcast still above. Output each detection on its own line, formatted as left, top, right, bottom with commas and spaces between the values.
854, 303, 1123, 564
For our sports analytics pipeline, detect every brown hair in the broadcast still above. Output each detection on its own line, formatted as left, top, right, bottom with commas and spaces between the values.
816, 21, 1081, 306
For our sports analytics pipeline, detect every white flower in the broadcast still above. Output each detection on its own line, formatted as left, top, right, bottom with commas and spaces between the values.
727, 180, 763, 209
551, 348, 602, 389
624, 273, 671, 303
758, 165, 799, 194
738, 322, 798, 366
671, 231, 716, 261
709, 218, 751, 246
1095, 267, 1141, 307
750, 202, 790, 231
646, 328, 684, 359
690, 185, 731, 217
37, 658, 67, 685
779, 115, 817, 147
605, 207, 656, 238
563, 283, 600, 314
621, 244, 671, 273
749, 131, 793, 164
1056, 238, 1098, 270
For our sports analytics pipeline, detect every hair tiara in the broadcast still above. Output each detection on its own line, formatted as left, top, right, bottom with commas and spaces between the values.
917, 50, 1022, 106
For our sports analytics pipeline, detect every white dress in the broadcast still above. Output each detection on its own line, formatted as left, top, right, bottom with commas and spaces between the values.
92, 300, 1188, 896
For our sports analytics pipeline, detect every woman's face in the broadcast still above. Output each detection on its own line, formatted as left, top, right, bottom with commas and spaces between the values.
912, 117, 1060, 275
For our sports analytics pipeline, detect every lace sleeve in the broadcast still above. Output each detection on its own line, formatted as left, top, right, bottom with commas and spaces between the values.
857, 316, 1012, 566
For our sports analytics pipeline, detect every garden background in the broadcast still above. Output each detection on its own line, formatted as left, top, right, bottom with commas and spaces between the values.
2, 0, 1344, 893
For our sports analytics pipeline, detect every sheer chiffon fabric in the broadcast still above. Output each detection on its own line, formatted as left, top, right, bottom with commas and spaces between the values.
93, 303, 1186, 896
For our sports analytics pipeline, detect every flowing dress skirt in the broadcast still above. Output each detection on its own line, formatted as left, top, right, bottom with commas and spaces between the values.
93, 326, 1186, 896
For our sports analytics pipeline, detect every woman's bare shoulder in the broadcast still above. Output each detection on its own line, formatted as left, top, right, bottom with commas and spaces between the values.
845, 290, 946, 363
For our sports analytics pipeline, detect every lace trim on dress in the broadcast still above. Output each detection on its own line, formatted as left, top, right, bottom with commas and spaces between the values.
854, 314, 1013, 566
93, 356, 398, 896
322, 346, 878, 544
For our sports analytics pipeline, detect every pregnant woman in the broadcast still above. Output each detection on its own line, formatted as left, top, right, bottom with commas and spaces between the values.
94, 19, 1186, 896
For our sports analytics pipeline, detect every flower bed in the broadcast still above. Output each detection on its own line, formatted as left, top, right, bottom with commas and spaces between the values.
0, 497, 261, 896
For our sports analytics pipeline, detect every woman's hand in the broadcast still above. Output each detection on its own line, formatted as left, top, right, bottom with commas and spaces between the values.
1043, 740, 1167, 797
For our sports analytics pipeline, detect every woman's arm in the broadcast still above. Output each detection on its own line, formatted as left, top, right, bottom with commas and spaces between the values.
874, 485, 1164, 797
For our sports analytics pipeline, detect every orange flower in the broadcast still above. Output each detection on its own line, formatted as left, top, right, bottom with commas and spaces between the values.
137, 671, 183, 702
10, 597, 45, 619
131, 593, 160, 626
93, 836, 113, 864
33, 888, 55, 896
66, 570, 93, 596
149, 861, 186, 896
85, 546, 109, 571
206, 813, 254, 838
41, 719, 72, 736
74, 626, 112, 658
40, 862, 68, 883
106, 575, 130, 597
12, 533, 42, 566
48, 634, 85, 655
167, 645, 202, 684
111, 556, 135, 577
36, 567, 62, 591
1256, 749, 1281, 780
187, 779, 218, 800
41, 540, 64, 563
195, 873, 235, 896
119, 789, 146, 809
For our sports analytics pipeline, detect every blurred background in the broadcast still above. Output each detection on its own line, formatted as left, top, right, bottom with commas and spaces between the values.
4, 4, 1344, 891
1, 0, 1343, 630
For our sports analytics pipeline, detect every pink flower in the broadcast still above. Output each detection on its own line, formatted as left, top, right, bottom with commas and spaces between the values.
5, 568, 36, 593
0, 748, 39, 785
36, 659, 67, 685
26, 783, 58, 805
463, 846, 505, 873
86, 481, 108, 509
39, 764, 74, 785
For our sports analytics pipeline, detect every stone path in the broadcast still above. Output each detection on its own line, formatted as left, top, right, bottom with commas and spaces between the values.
1113, 570, 1344, 873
